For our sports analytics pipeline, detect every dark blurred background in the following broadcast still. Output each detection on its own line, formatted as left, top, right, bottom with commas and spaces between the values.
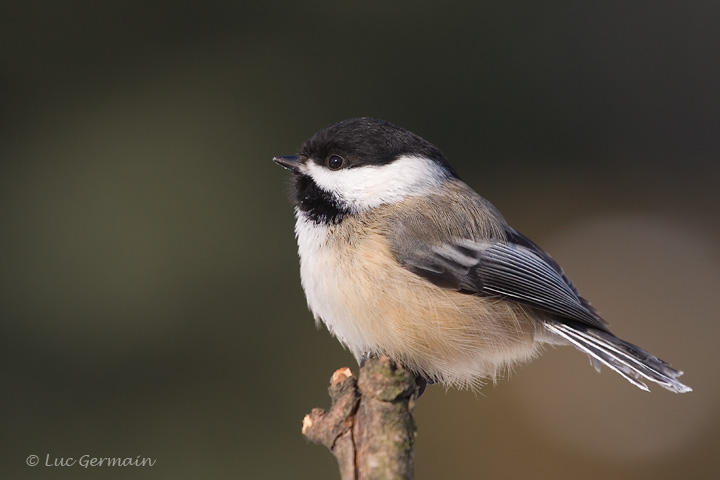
2, 1, 719, 479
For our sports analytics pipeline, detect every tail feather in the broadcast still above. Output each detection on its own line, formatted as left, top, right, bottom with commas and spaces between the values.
545, 322, 692, 393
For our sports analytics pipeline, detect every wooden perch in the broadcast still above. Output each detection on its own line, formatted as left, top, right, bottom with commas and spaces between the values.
302, 356, 419, 480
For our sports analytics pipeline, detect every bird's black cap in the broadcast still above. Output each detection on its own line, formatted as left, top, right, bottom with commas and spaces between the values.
300, 117, 458, 176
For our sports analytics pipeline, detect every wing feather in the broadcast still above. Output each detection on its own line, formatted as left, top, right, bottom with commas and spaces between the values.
397, 232, 608, 331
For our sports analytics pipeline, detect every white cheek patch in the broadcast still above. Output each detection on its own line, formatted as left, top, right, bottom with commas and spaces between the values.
305, 155, 450, 212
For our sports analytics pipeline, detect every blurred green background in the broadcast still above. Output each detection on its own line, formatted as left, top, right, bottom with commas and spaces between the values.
2, 1, 719, 479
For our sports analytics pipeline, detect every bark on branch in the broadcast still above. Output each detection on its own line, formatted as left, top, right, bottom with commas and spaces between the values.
302, 356, 419, 480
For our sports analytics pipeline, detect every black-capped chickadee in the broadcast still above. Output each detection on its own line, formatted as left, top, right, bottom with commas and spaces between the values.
273, 117, 691, 394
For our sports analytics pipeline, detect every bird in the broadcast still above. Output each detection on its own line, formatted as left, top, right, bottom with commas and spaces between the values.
273, 117, 691, 394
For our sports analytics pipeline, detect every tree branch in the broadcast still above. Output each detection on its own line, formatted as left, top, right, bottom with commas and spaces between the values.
302, 356, 419, 480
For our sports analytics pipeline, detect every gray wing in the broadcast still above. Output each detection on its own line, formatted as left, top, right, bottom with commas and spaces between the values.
399, 227, 609, 331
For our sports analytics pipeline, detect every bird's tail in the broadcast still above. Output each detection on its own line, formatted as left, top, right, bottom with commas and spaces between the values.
544, 322, 692, 393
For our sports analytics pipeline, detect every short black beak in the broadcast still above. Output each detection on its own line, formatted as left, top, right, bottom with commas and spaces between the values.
273, 155, 301, 173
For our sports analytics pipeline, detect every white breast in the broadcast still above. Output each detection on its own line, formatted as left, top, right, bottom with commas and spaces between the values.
294, 211, 371, 355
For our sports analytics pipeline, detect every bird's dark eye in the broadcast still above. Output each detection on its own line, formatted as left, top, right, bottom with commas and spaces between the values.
327, 155, 345, 170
